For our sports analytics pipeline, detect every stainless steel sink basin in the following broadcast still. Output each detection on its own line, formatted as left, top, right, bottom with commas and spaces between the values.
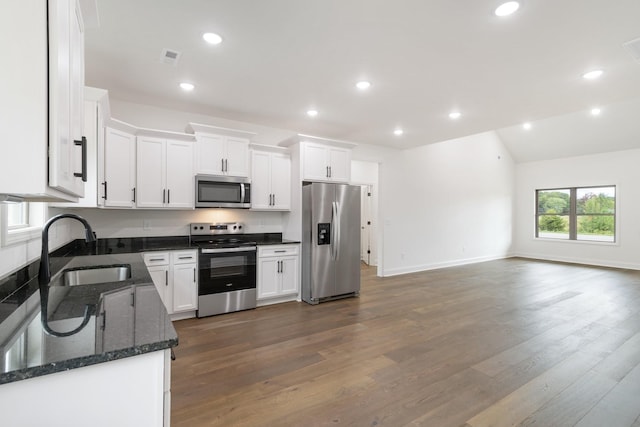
62, 264, 131, 286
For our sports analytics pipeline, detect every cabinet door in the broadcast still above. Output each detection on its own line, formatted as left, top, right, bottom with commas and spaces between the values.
172, 263, 198, 313
68, 0, 85, 196
103, 127, 135, 208
166, 140, 194, 208
328, 147, 351, 183
280, 257, 299, 295
302, 143, 330, 182
250, 151, 272, 209
98, 287, 135, 352
48, 0, 85, 197
270, 153, 291, 210
195, 134, 224, 175
147, 265, 170, 311
257, 258, 279, 299
225, 137, 249, 177
136, 136, 166, 208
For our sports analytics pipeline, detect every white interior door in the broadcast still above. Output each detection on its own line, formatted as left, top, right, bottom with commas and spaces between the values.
360, 185, 372, 265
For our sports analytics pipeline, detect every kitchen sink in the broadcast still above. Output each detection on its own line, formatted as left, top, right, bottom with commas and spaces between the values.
62, 264, 132, 286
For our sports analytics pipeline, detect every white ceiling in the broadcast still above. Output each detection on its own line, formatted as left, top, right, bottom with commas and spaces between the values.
84, 0, 640, 161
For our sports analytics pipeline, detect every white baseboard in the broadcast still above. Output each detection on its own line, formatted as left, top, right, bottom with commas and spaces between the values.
381, 253, 512, 277
512, 252, 640, 271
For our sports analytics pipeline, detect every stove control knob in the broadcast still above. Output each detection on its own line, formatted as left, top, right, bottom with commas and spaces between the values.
238, 225, 242, 230
232, 225, 237, 230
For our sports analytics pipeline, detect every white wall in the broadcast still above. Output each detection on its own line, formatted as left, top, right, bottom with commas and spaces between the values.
379, 131, 515, 276
69, 208, 284, 239
513, 148, 640, 269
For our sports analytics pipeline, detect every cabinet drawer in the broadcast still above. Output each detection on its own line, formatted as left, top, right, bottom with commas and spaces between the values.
258, 245, 299, 258
143, 252, 170, 266
171, 250, 198, 265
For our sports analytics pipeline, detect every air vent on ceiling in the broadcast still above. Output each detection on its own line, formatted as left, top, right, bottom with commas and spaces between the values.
622, 37, 640, 64
161, 48, 182, 66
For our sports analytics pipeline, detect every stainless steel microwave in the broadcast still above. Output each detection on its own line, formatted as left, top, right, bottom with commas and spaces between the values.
195, 175, 251, 208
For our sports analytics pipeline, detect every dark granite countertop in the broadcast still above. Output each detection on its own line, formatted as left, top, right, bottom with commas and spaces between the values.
0, 253, 177, 385
0, 232, 298, 385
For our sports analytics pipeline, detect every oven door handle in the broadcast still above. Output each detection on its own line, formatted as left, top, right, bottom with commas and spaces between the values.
200, 246, 257, 254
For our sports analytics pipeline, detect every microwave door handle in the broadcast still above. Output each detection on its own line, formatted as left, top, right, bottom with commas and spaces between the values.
240, 183, 246, 203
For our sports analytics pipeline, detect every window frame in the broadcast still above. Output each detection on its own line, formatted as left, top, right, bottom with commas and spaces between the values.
535, 185, 617, 243
1, 202, 45, 247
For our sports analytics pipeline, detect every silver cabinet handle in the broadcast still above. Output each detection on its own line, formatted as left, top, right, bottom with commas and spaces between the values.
326, 166, 330, 178
178, 256, 193, 260
165, 270, 168, 286
167, 189, 170, 204
132, 187, 136, 203
149, 258, 164, 262
163, 189, 166, 203
275, 250, 286, 253
193, 268, 196, 282
221, 158, 225, 172
102, 181, 108, 200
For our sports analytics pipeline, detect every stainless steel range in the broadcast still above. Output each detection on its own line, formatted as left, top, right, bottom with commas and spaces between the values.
190, 222, 257, 317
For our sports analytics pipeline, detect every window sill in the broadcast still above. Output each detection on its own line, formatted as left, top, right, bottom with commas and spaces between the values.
3, 225, 42, 247
533, 237, 618, 247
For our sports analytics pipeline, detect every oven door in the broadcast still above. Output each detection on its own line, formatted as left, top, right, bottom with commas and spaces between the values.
198, 247, 257, 295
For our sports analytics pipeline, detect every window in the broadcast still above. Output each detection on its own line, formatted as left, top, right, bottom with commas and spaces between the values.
536, 186, 616, 242
1, 202, 45, 246
7, 203, 29, 229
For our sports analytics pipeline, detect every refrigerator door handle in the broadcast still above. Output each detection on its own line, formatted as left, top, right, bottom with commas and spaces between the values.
331, 201, 339, 260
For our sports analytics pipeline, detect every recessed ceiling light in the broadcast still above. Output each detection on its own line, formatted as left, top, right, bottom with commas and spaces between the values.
179, 82, 195, 91
494, 1, 520, 17
523, 122, 532, 130
356, 81, 371, 90
307, 109, 318, 117
203, 32, 223, 45
449, 111, 462, 120
591, 107, 602, 116
582, 69, 604, 80
393, 129, 404, 136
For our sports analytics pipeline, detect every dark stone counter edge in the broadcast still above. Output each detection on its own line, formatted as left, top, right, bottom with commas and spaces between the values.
1, 233, 298, 306
0, 337, 178, 385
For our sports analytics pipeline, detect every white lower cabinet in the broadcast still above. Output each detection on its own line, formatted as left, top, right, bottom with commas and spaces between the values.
0, 350, 169, 427
257, 245, 299, 304
170, 251, 198, 314
144, 250, 198, 319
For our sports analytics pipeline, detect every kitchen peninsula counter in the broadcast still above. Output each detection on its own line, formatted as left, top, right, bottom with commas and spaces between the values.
0, 252, 177, 385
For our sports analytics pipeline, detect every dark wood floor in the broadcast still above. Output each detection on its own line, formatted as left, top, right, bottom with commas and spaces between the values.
170, 258, 640, 426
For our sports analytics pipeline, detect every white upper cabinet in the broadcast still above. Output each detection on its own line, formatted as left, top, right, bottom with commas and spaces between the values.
0, 0, 89, 201
186, 123, 256, 178
301, 143, 352, 183
48, 0, 86, 197
280, 135, 356, 184
136, 134, 194, 209
103, 125, 136, 208
51, 86, 109, 208
250, 146, 291, 210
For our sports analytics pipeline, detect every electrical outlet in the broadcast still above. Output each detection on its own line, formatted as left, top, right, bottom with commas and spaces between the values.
143, 220, 151, 230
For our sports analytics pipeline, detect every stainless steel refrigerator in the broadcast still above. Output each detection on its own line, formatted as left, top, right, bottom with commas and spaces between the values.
301, 182, 361, 304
